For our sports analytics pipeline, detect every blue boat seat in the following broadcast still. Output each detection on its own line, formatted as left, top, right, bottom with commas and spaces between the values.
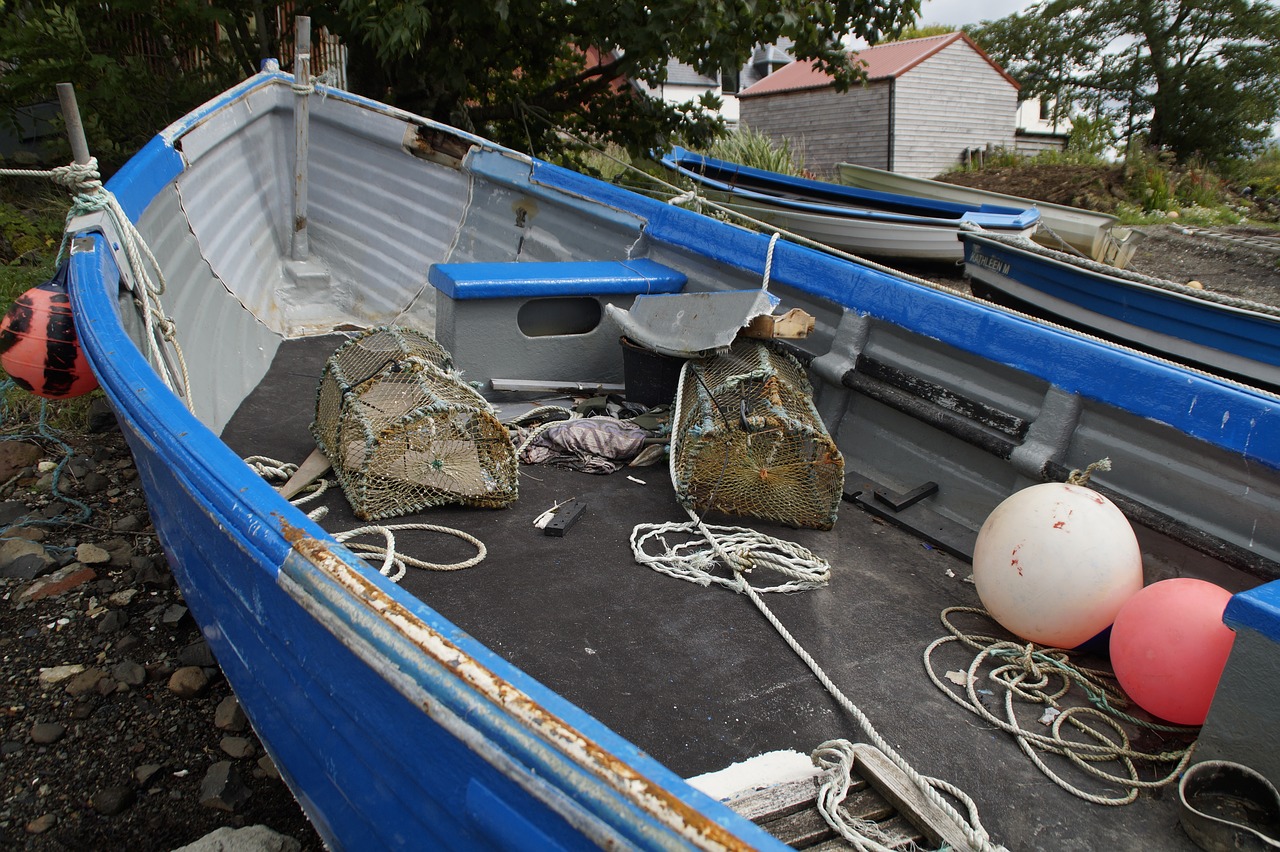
429, 259, 687, 389
428, 259, 686, 300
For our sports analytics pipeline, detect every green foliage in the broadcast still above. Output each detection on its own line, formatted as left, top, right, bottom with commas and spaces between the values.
316, 0, 923, 160
967, 0, 1280, 165
1231, 145, 1280, 203
0, 183, 67, 307
706, 127, 804, 175
0, 183, 97, 428
883, 24, 958, 41
0, 2, 269, 172
1113, 146, 1251, 225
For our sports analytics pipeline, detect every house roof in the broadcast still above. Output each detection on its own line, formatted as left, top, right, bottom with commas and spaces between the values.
738, 32, 1018, 98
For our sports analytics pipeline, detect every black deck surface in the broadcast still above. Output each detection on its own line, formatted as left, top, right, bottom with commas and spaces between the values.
221, 336, 1199, 851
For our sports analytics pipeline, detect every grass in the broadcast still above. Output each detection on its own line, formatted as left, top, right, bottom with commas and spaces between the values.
0, 180, 101, 431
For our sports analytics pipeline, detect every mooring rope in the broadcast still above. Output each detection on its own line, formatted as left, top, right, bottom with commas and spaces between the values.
2, 158, 194, 408
0, 390, 93, 528
924, 606, 1198, 806
631, 505, 1002, 851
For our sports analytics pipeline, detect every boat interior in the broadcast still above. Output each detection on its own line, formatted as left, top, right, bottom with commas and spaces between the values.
93, 73, 1280, 849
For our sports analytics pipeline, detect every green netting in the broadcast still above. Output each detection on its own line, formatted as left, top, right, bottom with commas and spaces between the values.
312, 326, 518, 520
671, 339, 843, 530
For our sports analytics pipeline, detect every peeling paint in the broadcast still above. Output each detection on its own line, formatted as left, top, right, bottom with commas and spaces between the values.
278, 520, 750, 850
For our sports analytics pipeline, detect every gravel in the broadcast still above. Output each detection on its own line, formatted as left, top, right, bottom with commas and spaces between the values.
0, 405, 320, 849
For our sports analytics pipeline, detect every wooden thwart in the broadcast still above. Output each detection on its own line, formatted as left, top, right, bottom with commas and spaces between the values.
725, 744, 977, 851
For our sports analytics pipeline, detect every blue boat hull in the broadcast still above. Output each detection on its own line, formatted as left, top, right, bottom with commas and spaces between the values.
961, 231, 1280, 389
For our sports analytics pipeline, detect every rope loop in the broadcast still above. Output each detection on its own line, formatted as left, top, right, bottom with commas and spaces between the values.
926, 606, 1198, 805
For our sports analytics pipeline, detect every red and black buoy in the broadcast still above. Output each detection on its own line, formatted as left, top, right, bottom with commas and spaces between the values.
0, 260, 98, 399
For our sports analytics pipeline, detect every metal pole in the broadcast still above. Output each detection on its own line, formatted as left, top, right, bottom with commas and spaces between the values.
291, 17, 312, 262
56, 83, 91, 166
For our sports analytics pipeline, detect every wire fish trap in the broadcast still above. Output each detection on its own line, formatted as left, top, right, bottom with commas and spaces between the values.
312, 326, 518, 520
671, 339, 843, 530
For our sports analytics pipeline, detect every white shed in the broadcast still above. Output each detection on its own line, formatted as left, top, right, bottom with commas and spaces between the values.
737, 33, 1020, 179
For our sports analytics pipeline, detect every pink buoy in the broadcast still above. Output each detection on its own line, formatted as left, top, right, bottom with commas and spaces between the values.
1109, 578, 1235, 725
973, 482, 1143, 648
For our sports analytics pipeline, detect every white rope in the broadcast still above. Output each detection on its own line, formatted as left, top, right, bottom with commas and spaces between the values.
245, 455, 487, 580
924, 607, 1197, 806
5, 158, 195, 407
761, 231, 780, 291
631, 507, 1003, 851
333, 523, 488, 580
812, 740, 922, 852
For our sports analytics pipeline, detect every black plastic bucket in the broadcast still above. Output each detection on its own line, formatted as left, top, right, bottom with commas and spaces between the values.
620, 336, 686, 407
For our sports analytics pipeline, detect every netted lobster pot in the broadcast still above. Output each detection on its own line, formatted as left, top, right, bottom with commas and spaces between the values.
671, 339, 843, 530
312, 326, 518, 520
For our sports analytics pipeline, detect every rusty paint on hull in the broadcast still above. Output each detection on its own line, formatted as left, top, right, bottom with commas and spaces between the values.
278, 518, 753, 851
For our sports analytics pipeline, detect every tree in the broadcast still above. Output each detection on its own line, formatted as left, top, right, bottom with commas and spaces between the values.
313, 0, 922, 160
966, 0, 1280, 163
0, 1, 275, 170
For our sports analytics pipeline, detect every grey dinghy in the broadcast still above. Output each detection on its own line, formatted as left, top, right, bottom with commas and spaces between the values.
64, 61, 1280, 850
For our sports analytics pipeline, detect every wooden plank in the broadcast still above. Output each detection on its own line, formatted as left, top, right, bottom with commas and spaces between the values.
489, 378, 625, 394
851, 744, 980, 852
724, 746, 973, 850
278, 447, 332, 500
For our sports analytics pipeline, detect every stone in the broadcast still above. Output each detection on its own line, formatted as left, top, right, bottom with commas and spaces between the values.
198, 761, 251, 812
79, 471, 110, 494
96, 609, 129, 635
107, 588, 138, 607
3, 553, 55, 581
0, 441, 42, 482
75, 543, 111, 565
214, 695, 248, 733
29, 722, 66, 744
112, 514, 143, 533
133, 763, 163, 789
25, 813, 57, 835
87, 397, 119, 433
179, 640, 217, 668
162, 604, 189, 626
256, 753, 281, 780
172, 825, 301, 852
90, 785, 135, 816
111, 660, 146, 687
168, 666, 209, 699
102, 538, 134, 566
219, 736, 256, 759
19, 564, 97, 602
0, 500, 31, 526
65, 667, 109, 697
38, 664, 85, 687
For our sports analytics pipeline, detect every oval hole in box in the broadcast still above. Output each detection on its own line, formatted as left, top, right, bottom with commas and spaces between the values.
517, 298, 602, 337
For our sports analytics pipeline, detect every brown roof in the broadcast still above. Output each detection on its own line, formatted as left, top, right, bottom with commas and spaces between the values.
738, 32, 1019, 98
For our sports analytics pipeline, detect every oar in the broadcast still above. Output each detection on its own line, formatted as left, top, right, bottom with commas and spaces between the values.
278, 447, 332, 500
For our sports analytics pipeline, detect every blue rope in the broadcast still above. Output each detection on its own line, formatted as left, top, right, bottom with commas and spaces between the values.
0, 388, 93, 530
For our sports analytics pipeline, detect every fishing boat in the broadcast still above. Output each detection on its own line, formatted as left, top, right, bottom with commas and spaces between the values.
959, 229, 1280, 390
658, 147, 1040, 262
837, 161, 1138, 267
58, 52, 1280, 852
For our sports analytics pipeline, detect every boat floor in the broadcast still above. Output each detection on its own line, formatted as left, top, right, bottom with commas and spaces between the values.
220, 336, 1200, 851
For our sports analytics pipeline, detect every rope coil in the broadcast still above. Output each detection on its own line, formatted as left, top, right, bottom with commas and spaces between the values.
924, 606, 1197, 806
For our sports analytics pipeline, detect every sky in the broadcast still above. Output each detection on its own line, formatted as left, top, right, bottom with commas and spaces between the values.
916, 0, 1037, 27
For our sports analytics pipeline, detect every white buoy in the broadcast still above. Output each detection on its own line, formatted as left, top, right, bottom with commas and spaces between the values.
972, 481, 1143, 648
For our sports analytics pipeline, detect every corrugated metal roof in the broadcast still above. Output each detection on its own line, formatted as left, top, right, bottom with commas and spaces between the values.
739, 32, 1018, 98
